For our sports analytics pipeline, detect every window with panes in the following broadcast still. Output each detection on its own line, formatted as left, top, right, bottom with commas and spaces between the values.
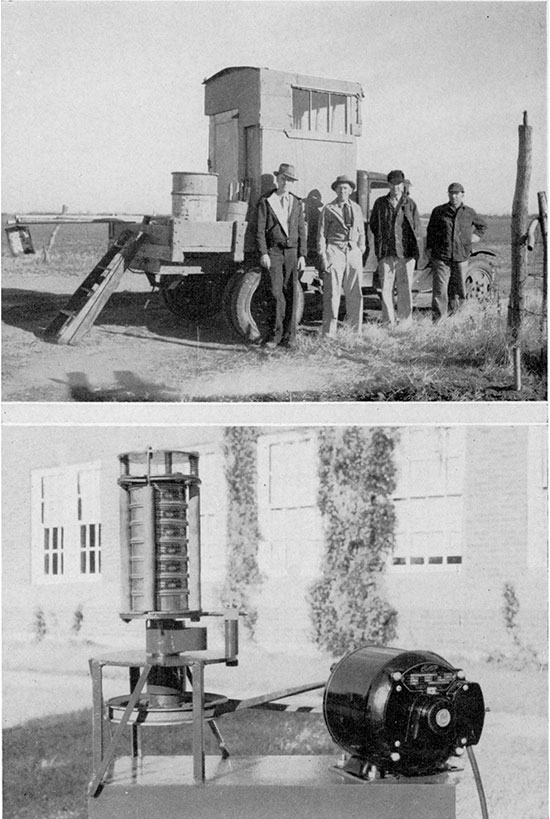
292, 87, 358, 135
392, 428, 465, 571
31, 462, 102, 584
257, 433, 323, 578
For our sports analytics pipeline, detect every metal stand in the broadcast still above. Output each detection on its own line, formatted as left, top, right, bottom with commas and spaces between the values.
88, 650, 458, 818
88, 649, 231, 796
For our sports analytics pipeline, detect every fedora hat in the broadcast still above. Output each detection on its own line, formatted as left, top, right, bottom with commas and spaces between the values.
273, 163, 298, 181
331, 174, 356, 191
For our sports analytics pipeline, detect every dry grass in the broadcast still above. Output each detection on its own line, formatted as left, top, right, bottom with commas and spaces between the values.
203, 299, 546, 402
2, 215, 546, 402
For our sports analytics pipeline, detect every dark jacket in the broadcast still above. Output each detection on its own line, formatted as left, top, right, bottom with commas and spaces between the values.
369, 194, 422, 261
256, 191, 307, 257
426, 203, 487, 262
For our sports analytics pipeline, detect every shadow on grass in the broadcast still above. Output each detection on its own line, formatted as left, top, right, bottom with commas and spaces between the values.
1, 286, 358, 351
3, 709, 333, 819
55, 371, 179, 402
2, 286, 546, 403
199, 372, 546, 402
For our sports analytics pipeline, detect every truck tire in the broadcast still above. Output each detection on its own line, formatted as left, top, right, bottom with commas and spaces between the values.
160, 275, 225, 322
224, 268, 304, 342
465, 258, 496, 302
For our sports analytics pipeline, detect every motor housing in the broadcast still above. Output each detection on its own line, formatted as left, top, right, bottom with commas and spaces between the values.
323, 645, 485, 778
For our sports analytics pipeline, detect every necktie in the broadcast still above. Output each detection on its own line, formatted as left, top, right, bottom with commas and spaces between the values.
282, 195, 290, 221
343, 203, 352, 227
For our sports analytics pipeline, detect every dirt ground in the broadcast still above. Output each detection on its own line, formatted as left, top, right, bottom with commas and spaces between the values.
0, 264, 448, 402
2, 214, 546, 402
2, 267, 381, 402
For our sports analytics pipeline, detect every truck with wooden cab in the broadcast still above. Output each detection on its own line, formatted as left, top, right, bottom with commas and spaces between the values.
6, 66, 497, 344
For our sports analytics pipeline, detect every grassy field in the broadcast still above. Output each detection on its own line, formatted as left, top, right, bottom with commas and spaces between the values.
2, 213, 543, 280
2, 637, 547, 819
2, 214, 544, 292
2, 215, 546, 402
3, 667, 546, 819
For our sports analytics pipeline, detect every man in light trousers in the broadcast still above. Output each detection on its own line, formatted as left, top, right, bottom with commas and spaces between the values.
369, 169, 422, 326
318, 174, 366, 338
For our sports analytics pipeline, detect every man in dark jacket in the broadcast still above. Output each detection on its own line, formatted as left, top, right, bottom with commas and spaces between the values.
426, 183, 487, 321
369, 170, 423, 326
256, 163, 307, 349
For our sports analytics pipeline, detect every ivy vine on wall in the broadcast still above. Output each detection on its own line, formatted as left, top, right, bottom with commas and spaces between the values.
308, 427, 399, 657
221, 427, 262, 637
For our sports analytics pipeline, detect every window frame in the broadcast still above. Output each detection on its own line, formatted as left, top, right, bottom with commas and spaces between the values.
31, 461, 103, 585
43, 525, 64, 577
193, 446, 227, 583
257, 432, 323, 579
79, 522, 102, 576
390, 428, 466, 573
290, 86, 359, 141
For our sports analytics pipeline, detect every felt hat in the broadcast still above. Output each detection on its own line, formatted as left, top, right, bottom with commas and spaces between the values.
331, 174, 356, 191
273, 163, 298, 181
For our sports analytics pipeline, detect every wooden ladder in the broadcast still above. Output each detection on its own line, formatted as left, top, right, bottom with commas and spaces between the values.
43, 221, 149, 345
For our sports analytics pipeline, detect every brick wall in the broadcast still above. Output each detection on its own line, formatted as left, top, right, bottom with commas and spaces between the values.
385, 427, 547, 659
3, 425, 546, 661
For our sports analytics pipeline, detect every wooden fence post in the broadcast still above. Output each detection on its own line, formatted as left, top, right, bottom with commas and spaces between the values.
42, 204, 68, 262
509, 112, 533, 390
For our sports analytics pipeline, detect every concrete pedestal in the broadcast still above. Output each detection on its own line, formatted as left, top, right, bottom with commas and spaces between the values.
88, 755, 457, 819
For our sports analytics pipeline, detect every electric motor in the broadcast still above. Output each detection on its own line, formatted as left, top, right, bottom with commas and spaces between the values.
323, 645, 485, 778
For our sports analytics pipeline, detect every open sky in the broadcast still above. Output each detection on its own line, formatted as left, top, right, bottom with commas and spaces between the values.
2, 0, 546, 214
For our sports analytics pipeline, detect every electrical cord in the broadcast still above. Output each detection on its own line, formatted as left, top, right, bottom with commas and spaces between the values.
467, 745, 489, 819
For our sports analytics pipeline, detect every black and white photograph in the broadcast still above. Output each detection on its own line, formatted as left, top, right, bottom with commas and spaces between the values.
1, 1, 546, 402
1, 2, 548, 819
2, 424, 547, 818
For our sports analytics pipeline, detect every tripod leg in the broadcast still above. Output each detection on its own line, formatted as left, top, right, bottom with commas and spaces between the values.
208, 719, 230, 759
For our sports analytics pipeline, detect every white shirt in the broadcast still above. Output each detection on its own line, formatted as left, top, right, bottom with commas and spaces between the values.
268, 191, 291, 234
279, 193, 291, 223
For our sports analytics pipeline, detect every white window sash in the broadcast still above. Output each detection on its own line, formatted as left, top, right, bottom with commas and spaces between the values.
391, 428, 465, 572
31, 461, 102, 585
257, 432, 322, 579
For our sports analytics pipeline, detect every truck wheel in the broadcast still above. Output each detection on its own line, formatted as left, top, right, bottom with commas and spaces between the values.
465, 259, 496, 303
160, 275, 225, 321
225, 268, 304, 341
220, 272, 247, 336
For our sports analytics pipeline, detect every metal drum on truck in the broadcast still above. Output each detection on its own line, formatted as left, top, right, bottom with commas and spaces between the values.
219, 199, 249, 222
171, 172, 218, 221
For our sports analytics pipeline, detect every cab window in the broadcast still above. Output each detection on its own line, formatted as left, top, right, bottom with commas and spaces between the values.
292, 87, 354, 135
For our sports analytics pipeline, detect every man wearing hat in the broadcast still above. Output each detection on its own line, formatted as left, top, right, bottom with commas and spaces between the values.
317, 174, 366, 337
369, 169, 423, 326
426, 183, 487, 321
256, 163, 307, 349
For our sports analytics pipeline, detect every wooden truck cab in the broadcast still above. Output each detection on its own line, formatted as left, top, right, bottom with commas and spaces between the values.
204, 66, 363, 255
8, 66, 497, 345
